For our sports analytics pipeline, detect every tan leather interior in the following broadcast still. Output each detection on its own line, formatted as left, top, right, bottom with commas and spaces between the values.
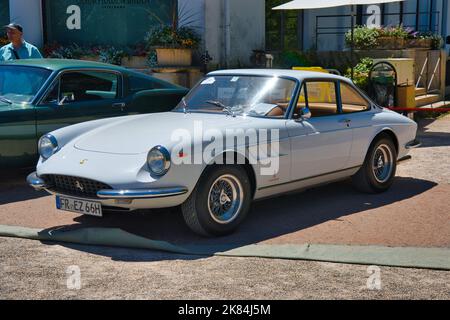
266, 105, 286, 117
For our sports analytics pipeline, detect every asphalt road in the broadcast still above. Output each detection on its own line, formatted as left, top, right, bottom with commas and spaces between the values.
0, 115, 449, 299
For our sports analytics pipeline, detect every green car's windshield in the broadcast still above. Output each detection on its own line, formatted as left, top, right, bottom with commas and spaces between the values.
174, 75, 297, 118
0, 66, 52, 104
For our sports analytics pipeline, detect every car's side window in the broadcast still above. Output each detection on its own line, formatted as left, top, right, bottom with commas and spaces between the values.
46, 71, 120, 104
340, 82, 370, 113
128, 74, 165, 94
303, 81, 338, 117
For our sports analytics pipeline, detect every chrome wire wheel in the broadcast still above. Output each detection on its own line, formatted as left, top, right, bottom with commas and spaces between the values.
372, 143, 394, 184
207, 174, 244, 225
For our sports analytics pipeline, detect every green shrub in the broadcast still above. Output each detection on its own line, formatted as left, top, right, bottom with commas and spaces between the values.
276, 50, 312, 69
345, 57, 374, 91
345, 26, 380, 50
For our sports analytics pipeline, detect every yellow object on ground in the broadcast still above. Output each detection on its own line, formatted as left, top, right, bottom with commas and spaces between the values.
397, 85, 416, 108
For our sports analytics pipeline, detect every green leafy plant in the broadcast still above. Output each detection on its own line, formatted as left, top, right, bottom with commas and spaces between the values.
145, 25, 200, 49
417, 32, 444, 49
43, 43, 90, 59
98, 46, 126, 65
276, 50, 312, 69
144, 0, 201, 50
345, 57, 374, 91
345, 26, 380, 50
346, 25, 443, 50
379, 25, 409, 39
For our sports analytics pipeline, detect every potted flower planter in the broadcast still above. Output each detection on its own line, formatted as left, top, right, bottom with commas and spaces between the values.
407, 38, 433, 49
121, 56, 148, 68
155, 48, 192, 67
376, 37, 405, 50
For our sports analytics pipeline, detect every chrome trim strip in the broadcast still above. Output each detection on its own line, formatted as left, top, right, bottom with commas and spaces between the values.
26, 172, 49, 191
97, 187, 188, 199
258, 165, 361, 191
406, 140, 422, 149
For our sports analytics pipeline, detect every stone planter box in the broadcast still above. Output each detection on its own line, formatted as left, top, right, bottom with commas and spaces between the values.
376, 37, 406, 50
406, 38, 433, 49
121, 56, 148, 68
155, 48, 192, 67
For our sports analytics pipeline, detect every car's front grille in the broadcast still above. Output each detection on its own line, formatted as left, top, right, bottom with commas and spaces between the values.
42, 175, 112, 198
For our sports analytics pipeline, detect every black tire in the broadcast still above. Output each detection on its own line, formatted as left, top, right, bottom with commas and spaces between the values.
352, 135, 397, 194
181, 165, 252, 237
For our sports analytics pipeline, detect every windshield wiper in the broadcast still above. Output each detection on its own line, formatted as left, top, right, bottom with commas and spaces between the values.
205, 100, 235, 116
0, 96, 12, 105
181, 97, 189, 114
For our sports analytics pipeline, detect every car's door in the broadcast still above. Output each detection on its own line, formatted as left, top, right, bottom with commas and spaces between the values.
35, 69, 127, 137
338, 81, 373, 168
0, 65, 52, 168
0, 103, 37, 168
286, 80, 353, 181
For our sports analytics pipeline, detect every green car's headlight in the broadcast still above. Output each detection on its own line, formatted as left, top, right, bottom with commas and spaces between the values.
147, 146, 171, 176
38, 134, 59, 160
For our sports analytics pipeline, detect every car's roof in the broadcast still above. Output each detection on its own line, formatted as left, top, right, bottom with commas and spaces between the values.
0, 58, 127, 72
208, 69, 351, 83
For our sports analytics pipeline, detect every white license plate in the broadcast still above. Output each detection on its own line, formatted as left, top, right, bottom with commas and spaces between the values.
56, 195, 103, 217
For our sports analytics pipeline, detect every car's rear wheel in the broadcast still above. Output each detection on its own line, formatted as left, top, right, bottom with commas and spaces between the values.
181, 165, 252, 237
352, 135, 397, 193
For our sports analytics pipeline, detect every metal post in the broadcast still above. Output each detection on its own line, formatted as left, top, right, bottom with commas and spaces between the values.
399, 1, 404, 25
351, 5, 355, 81
415, 0, 420, 31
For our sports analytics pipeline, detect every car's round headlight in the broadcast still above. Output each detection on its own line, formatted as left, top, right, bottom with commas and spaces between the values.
147, 146, 171, 176
38, 134, 59, 160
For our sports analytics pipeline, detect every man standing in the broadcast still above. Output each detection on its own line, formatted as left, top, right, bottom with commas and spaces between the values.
0, 23, 42, 61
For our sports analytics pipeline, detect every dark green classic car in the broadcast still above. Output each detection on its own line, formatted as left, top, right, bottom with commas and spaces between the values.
0, 59, 188, 168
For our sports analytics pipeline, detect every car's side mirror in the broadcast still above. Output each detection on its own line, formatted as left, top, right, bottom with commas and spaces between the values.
295, 107, 311, 121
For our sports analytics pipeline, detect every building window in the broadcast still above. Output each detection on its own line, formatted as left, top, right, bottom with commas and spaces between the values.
266, 0, 302, 51
0, 0, 9, 27
43, 0, 176, 47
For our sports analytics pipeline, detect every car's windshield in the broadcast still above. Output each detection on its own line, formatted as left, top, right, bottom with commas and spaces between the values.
0, 66, 52, 104
174, 75, 297, 118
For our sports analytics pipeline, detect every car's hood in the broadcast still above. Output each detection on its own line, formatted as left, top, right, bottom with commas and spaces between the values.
74, 112, 260, 154
0, 102, 29, 113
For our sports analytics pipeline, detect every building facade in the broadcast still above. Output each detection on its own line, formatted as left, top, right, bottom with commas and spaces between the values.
0, 0, 449, 67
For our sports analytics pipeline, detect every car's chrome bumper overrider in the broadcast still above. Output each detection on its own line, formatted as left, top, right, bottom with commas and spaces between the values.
406, 139, 421, 149
27, 172, 47, 191
27, 172, 188, 199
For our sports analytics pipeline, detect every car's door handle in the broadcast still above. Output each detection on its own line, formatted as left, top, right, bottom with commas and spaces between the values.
339, 119, 352, 123
112, 102, 126, 110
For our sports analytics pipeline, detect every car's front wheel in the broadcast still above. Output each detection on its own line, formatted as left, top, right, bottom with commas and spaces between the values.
181, 165, 252, 237
352, 135, 397, 193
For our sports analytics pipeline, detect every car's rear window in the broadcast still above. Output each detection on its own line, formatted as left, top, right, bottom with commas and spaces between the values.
129, 74, 166, 94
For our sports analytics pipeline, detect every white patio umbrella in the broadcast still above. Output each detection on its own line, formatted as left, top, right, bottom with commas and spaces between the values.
273, 0, 404, 10
273, 0, 405, 79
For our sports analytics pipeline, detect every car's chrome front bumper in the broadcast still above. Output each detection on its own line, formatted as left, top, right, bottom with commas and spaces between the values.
27, 172, 188, 200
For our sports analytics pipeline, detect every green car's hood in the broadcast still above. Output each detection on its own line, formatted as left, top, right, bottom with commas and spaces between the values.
0, 102, 32, 114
